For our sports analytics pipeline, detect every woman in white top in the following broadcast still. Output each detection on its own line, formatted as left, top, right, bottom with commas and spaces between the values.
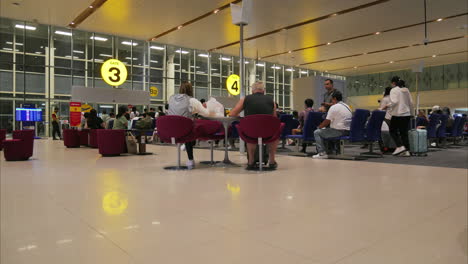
385, 76, 414, 157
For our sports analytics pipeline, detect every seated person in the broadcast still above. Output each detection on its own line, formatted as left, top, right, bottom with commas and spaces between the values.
168, 82, 212, 170
156, 106, 166, 117
291, 98, 314, 151
106, 112, 116, 129
86, 109, 104, 129
229, 81, 278, 170
113, 106, 130, 130
312, 91, 352, 159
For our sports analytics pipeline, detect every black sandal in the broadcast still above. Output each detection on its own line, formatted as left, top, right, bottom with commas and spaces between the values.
269, 162, 278, 170
246, 164, 257, 171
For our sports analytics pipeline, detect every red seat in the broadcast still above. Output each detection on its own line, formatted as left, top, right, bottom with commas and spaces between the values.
3, 130, 35, 161
157, 116, 199, 170
0, 129, 6, 151
97, 129, 126, 156
79, 129, 90, 146
89, 129, 99, 148
236, 115, 284, 170
63, 129, 80, 148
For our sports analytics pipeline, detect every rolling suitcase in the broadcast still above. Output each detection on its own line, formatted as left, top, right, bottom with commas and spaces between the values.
408, 129, 427, 156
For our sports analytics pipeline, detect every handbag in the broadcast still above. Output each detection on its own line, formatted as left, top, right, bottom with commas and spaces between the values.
126, 131, 138, 154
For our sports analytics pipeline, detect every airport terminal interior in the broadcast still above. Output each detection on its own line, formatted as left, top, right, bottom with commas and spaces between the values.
0, 0, 467, 263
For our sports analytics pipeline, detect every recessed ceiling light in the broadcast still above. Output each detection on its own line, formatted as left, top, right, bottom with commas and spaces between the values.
389, 61, 394, 63
271, 66, 281, 69
332, 13, 338, 16
90, 36, 108, 41
150, 46, 165, 50
220, 57, 231, 61
55, 30, 72, 36
354, 66, 358, 69
177, 25, 183, 30
70, 22, 75, 25
375, 32, 381, 35
300, 71, 308, 74
6, 41, 23, 46
15, 24, 36, 30
89, 5, 93, 8
363, 52, 368, 55
288, 51, 292, 53
432, 54, 437, 58
256, 63, 265, 67
198, 53, 209, 57
285, 68, 295, 72
121, 41, 137, 46
327, 42, 332, 45
436, 18, 443, 22
175, 49, 189, 54
214, 9, 220, 14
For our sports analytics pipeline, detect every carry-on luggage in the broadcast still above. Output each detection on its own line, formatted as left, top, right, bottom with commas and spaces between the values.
408, 129, 428, 156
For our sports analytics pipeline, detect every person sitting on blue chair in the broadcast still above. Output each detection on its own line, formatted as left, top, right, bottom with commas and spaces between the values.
312, 91, 352, 159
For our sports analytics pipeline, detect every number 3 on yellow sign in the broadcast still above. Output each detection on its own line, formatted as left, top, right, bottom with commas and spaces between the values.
226, 74, 241, 96
101, 59, 128, 87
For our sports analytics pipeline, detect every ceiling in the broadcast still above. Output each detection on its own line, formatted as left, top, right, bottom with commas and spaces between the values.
1, 0, 467, 76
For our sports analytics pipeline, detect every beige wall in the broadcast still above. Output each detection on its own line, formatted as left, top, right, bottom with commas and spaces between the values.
347, 88, 468, 111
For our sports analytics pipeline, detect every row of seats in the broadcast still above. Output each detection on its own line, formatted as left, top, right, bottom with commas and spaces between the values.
281, 110, 467, 157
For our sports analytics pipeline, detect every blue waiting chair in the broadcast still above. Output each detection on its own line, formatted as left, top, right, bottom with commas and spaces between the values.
427, 113, 440, 144
279, 114, 300, 149
360, 110, 386, 158
286, 111, 323, 154
325, 109, 370, 160
436, 114, 448, 146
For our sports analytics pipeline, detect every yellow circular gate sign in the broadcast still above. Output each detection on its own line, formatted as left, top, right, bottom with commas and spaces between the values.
101, 59, 128, 87
150, 86, 159, 97
226, 74, 241, 96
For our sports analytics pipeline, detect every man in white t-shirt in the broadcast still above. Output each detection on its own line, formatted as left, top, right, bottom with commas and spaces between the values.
313, 91, 352, 159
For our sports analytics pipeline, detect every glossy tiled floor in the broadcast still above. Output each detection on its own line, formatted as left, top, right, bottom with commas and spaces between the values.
1, 140, 467, 264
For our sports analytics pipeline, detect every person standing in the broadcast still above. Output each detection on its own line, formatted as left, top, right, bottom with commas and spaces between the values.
51, 107, 61, 140
321, 79, 337, 110
385, 76, 414, 157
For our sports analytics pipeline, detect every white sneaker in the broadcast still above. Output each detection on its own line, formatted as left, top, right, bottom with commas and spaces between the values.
399, 151, 411, 157
312, 152, 328, 159
392, 146, 406, 156
186, 160, 195, 170
180, 144, 186, 151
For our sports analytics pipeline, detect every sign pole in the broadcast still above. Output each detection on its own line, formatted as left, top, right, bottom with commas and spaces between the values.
239, 23, 246, 154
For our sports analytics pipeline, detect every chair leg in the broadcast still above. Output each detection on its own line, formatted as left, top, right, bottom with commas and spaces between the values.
210, 140, 214, 164
164, 141, 189, 170
360, 142, 383, 158
258, 137, 263, 171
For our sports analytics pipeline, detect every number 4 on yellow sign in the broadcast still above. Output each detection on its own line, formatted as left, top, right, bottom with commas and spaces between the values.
226, 74, 241, 96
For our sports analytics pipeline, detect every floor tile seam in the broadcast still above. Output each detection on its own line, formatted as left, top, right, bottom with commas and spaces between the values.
46, 192, 135, 261
329, 200, 465, 264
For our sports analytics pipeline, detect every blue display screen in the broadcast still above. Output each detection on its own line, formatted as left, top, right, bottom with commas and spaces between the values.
15, 108, 43, 122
